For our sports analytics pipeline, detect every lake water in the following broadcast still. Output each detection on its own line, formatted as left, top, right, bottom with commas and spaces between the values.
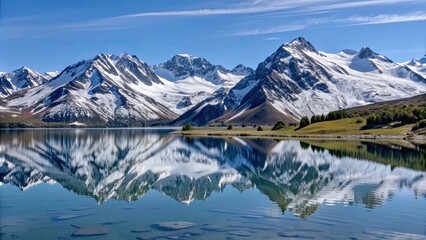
1, 129, 425, 239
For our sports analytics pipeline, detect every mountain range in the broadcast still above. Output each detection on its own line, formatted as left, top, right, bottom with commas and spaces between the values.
1, 37, 425, 127
0, 67, 58, 97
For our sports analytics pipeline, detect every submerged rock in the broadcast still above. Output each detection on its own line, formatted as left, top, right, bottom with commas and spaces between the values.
52, 213, 94, 221
200, 224, 222, 231
70, 224, 82, 229
277, 232, 314, 239
151, 221, 196, 231
137, 228, 203, 240
131, 228, 152, 233
71, 207, 93, 211
72, 227, 110, 237
240, 215, 264, 219
228, 230, 251, 237
102, 220, 127, 225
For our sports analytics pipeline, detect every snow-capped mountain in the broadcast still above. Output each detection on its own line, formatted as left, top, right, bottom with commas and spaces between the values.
1, 54, 252, 125
1, 38, 425, 126
210, 38, 426, 125
5, 54, 177, 126
406, 54, 426, 78
231, 64, 255, 76
0, 67, 58, 97
154, 54, 252, 87
148, 54, 251, 115
172, 74, 259, 125
1, 130, 424, 215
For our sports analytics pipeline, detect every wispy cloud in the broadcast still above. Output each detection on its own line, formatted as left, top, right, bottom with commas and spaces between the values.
4, 0, 425, 40
230, 25, 307, 36
346, 12, 426, 25
230, 11, 426, 36
106, 0, 420, 18
112, 1, 318, 17
0, 15, 39, 25
306, 0, 419, 12
61, 0, 422, 31
264, 37, 281, 41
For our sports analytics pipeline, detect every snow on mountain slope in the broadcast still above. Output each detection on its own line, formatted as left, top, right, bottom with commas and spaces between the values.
154, 54, 252, 87
150, 54, 252, 115
406, 54, 426, 78
1, 40, 424, 126
43, 71, 60, 79
0, 67, 58, 98
147, 75, 222, 115
6, 54, 177, 126
1, 53, 252, 124
213, 37, 426, 125
172, 74, 260, 125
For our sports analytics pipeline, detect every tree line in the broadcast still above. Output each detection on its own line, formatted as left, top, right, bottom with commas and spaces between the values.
365, 105, 426, 126
181, 104, 425, 131
298, 109, 347, 129
297, 105, 426, 130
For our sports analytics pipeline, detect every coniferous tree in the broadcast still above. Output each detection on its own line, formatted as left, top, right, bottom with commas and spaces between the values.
272, 121, 286, 130
299, 116, 310, 129
182, 123, 193, 131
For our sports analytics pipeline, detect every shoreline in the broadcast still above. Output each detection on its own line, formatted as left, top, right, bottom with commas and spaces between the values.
172, 118, 426, 142
1, 126, 424, 142
172, 130, 426, 142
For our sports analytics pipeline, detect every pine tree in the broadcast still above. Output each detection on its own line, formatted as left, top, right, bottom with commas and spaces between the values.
299, 116, 310, 129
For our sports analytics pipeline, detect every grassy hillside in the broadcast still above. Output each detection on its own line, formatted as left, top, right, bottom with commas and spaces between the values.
344, 94, 426, 117
294, 118, 411, 135
176, 117, 415, 138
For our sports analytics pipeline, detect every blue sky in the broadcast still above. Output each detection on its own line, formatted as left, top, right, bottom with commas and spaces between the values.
1, 0, 426, 72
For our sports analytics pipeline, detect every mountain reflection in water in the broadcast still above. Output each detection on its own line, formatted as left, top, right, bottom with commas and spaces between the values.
0, 129, 425, 219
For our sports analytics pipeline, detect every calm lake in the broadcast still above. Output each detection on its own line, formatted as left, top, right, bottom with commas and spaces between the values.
0, 129, 425, 239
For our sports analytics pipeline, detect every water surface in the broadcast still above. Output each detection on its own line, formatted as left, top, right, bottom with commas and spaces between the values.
1, 129, 425, 239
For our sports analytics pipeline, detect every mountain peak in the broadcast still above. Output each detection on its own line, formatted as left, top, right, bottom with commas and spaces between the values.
94, 53, 108, 59
284, 37, 317, 53
171, 54, 208, 63
90, 53, 148, 68
0, 66, 50, 97
419, 54, 426, 64
117, 52, 133, 58
355, 47, 392, 63
357, 47, 375, 59
94, 53, 136, 60
14, 66, 35, 74
291, 37, 308, 44
231, 64, 254, 76
406, 54, 426, 66
176, 53, 198, 60
157, 54, 215, 78
18, 66, 30, 71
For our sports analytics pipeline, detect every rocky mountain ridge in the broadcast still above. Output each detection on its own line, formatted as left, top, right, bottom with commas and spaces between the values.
1, 37, 425, 126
